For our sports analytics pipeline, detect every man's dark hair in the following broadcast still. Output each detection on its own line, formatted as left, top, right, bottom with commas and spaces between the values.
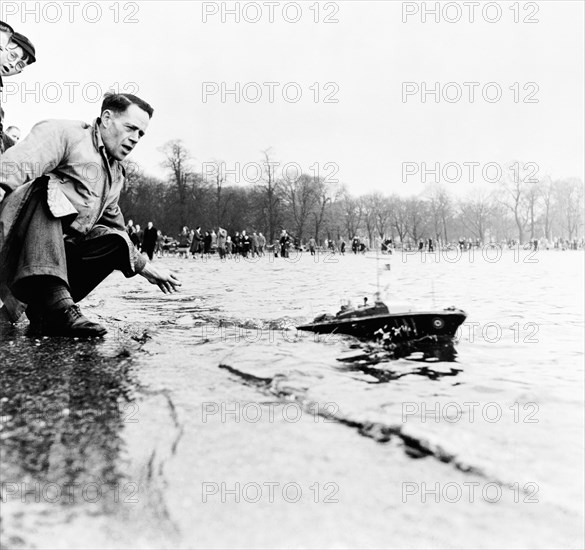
101, 92, 154, 119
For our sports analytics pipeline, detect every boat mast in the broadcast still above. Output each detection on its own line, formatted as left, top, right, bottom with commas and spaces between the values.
375, 235, 380, 301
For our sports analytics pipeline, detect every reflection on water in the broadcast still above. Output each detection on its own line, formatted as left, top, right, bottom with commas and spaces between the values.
340, 361, 462, 384
339, 336, 460, 368
0, 336, 138, 520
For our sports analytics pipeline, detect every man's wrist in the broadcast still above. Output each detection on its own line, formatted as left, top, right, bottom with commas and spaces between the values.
134, 253, 147, 274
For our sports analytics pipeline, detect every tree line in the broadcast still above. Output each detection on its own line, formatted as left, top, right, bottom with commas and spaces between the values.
119, 140, 585, 246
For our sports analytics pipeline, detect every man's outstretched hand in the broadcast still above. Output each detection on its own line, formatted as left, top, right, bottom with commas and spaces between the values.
139, 262, 182, 294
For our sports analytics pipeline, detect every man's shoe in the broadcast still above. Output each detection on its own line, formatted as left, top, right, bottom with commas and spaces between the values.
31, 305, 107, 337
25, 304, 44, 325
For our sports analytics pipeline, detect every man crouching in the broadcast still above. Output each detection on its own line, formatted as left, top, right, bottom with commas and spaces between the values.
0, 92, 181, 337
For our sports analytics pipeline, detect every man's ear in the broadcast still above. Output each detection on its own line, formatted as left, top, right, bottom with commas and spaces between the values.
101, 110, 113, 127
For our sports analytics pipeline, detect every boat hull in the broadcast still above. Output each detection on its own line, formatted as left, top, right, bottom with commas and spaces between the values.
297, 310, 467, 342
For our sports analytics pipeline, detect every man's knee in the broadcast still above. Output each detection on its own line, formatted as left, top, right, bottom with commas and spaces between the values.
65, 234, 131, 303
69, 233, 129, 265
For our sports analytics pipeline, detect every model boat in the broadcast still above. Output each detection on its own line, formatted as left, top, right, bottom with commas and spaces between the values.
297, 297, 467, 343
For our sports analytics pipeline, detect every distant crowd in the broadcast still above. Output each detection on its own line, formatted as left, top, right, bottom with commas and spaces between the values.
402, 236, 584, 252
125, 222, 373, 260
125, 220, 584, 262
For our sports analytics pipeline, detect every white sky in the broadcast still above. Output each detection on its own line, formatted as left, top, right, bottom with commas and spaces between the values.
1, 0, 583, 195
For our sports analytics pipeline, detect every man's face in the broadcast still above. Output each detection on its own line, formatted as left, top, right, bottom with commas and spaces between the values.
0, 41, 26, 76
100, 104, 150, 161
5, 127, 20, 141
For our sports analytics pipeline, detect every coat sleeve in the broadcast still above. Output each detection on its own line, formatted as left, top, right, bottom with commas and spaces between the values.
99, 197, 127, 233
98, 196, 147, 274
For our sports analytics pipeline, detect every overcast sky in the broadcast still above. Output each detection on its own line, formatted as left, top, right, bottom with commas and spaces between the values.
1, 0, 583, 195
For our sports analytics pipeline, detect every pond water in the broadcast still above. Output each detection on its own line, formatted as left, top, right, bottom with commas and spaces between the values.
1, 248, 583, 549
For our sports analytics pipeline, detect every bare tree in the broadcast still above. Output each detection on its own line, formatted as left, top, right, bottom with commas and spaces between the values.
374, 194, 392, 240
283, 173, 318, 242
555, 178, 584, 240
258, 148, 281, 242
203, 160, 231, 228
311, 179, 337, 243
499, 169, 530, 243
524, 180, 541, 240
425, 184, 453, 243
342, 192, 364, 240
160, 140, 193, 228
458, 186, 494, 243
361, 193, 391, 244
389, 195, 408, 244
405, 197, 428, 242
540, 176, 554, 240
362, 194, 378, 247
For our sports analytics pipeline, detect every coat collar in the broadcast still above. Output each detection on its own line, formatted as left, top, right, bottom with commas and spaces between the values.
92, 117, 121, 173
92, 117, 106, 153
92, 117, 119, 184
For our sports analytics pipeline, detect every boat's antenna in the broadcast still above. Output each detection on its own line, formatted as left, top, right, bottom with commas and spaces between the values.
375, 235, 381, 302
374, 236, 380, 302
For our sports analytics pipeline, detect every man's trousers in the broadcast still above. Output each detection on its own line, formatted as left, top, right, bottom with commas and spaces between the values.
8, 188, 131, 306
